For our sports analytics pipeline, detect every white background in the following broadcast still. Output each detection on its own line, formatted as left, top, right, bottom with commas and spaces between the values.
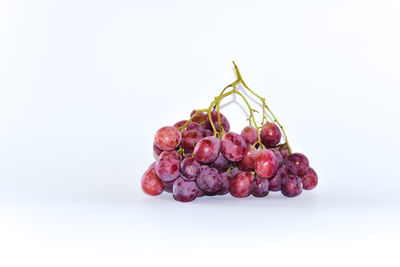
1, 0, 400, 266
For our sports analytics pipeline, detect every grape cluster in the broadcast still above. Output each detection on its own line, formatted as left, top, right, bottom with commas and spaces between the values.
141, 62, 318, 202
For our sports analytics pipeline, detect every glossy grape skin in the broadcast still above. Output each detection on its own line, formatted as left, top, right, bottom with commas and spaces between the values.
254, 149, 278, 179
159, 150, 183, 161
142, 167, 164, 196
281, 174, 303, 197
260, 122, 281, 148
162, 179, 174, 193
300, 167, 318, 190
154, 126, 182, 151
181, 130, 203, 153
268, 167, 288, 191
230, 171, 253, 198
204, 129, 213, 137
269, 148, 283, 168
173, 177, 198, 202
221, 132, 247, 162
155, 157, 180, 182
210, 153, 230, 172
180, 157, 201, 181
205, 111, 230, 132
238, 146, 258, 171
285, 153, 309, 176
277, 144, 290, 159
196, 166, 222, 193
252, 177, 269, 197
153, 142, 163, 156
217, 172, 231, 195
191, 110, 207, 124
241, 126, 258, 146
194, 136, 221, 164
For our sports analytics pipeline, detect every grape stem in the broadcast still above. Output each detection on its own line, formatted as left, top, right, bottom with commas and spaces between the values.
178, 62, 292, 153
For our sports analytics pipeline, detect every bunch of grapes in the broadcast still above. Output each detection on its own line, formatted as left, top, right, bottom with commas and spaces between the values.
141, 62, 318, 202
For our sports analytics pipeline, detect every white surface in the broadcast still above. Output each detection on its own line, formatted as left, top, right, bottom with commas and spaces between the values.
1, 0, 400, 266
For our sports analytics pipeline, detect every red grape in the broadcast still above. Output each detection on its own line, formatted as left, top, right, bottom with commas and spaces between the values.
268, 148, 283, 168
260, 122, 281, 148
181, 130, 203, 153
159, 150, 183, 161
173, 120, 187, 129
217, 172, 231, 195
268, 167, 288, 191
155, 157, 180, 182
241, 126, 258, 145
196, 166, 222, 193
251, 177, 269, 197
185, 121, 204, 134
230, 171, 253, 198
141, 167, 164, 196
194, 136, 221, 163
300, 167, 318, 190
204, 129, 213, 137
191, 110, 207, 124
281, 174, 303, 197
205, 111, 230, 132
153, 142, 163, 156
180, 157, 201, 181
285, 153, 309, 176
238, 146, 258, 171
210, 153, 230, 172
154, 126, 182, 151
162, 179, 174, 193
277, 143, 290, 159
254, 149, 278, 179
173, 177, 198, 202
221, 132, 247, 162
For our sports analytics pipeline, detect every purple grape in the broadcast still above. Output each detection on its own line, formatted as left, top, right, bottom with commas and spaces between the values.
180, 157, 201, 181
268, 148, 283, 168
196, 166, 222, 194
241, 126, 258, 145
260, 122, 281, 148
221, 132, 247, 162
173, 120, 187, 129
254, 149, 278, 179
153, 142, 163, 156
155, 157, 180, 182
285, 153, 309, 176
210, 153, 230, 172
194, 136, 221, 164
281, 174, 303, 197
173, 177, 198, 202
230, 171, 253, 198
205, 111, 230, 132
300, 167, 318, 190
238, 146, 258, 171
185, 121, 204, 134
162, 179, 174, 193
181, 130, 203, 153
204, 129, 213, 137
251, 177, 269, 197
277, 143, 290, 159
159, 150, 183, 161
190, 110, 207, 125
229, 167, 241, 177
154, 126, 182, 151
217, 172, 231, 195
268, 167, 288, 191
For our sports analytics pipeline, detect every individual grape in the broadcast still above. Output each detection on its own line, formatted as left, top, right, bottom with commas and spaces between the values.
285, 153, 309, 176
300, 167, 318, 190
181, 130, 203, 153
269, 148, 283, 168
185, 121, 204, 134
241, 126, 258, 146
210, 153, 230, 172
204, 129, 213, 137
281, 174, 303, 197
154, 126, 182, 151
173, 120, 187, 129
153, 142, 163, 156
155, 157, 180, 182
251, 177, 269, 197
196, 166, 222, 193
180, 157, 201, 181
221, 132, 247, 162
194, 136, 221, 163
191, 110, 207, 124
229, 167, 241, 177
268, 167, 288, 191
197, 186, 205, 197
159, 150, 183, 161
230, 171, 253, 198
217, 172, 231, 195
205, 111, 230, 132
238, 146, 258, 171
260, 122, 281, 148
173, 177, 198, 202
162, 179, 174, 193
141, 167, 164, 196
277, 143, 290, 159
254, 149, 278, 179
